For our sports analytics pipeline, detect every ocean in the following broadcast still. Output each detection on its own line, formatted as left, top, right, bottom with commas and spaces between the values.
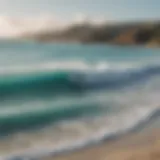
0, 41, 160, 159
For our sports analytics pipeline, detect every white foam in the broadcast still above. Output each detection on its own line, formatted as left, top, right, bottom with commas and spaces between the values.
0, 60, 142, 75
1, 106, 159, 160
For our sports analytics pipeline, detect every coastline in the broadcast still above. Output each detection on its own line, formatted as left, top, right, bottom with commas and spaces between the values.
21, 20, 160, 48
0, 105, 159, 159
9, 38, 160, 49
43, 128, 160, 160
0, 37, 159, 49
38, 107, 160, 160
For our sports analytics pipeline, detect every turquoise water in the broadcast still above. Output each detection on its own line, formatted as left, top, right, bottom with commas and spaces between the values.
0, 41, 160, 159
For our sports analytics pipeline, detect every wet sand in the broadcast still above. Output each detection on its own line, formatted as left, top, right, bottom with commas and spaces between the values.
43, 129, 160, 160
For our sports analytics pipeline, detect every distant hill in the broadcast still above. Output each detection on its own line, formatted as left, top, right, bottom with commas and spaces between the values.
21, 21, 160, 47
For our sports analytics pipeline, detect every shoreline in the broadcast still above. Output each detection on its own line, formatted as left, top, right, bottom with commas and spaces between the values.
22, 40, 160, 49
0, 38, 159, 49
43, 128, 160, 160
1, 107, 159, 160
40, 107, 160, 160
37, 107, 160, 160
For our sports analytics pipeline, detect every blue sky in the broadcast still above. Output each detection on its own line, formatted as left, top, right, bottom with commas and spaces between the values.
0, 0, 159, 21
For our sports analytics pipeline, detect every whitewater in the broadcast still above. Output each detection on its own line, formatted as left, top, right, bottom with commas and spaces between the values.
0, 41, 160, 160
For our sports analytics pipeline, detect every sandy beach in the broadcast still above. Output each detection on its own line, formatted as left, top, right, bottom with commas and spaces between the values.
43, 128, 160, 160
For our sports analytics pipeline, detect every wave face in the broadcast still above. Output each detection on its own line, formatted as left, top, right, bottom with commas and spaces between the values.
0, 42, 160, 159
1, 64, 160, 100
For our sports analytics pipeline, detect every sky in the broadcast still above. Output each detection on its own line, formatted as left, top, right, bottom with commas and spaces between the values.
0, 0, 159, 21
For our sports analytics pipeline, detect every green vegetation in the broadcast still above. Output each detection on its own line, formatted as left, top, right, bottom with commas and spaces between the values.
23, 21, 160, 47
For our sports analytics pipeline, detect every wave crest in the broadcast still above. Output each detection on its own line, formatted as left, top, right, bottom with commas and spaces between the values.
0, 62, 160, 98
